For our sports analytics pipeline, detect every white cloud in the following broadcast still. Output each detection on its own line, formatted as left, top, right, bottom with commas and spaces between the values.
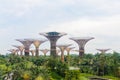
1, 0, 120, 17
41, 14, 120, 53
81, 0, 120, 14
0, 0, 76, 17
0, 0, 46, 16
44, 14, 120, 36
1, 0, 120, 54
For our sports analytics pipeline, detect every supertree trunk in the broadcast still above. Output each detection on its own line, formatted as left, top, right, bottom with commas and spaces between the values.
24, 47, 29, 56
79, 46, 84, 57
35, 47, 39, 56
50, 40, 57, 57
61, 51, 64, 62
20, 51, 23, 56
67, 51, 70, 56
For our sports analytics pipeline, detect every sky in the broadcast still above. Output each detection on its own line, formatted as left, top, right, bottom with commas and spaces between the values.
0, 0, 120, 55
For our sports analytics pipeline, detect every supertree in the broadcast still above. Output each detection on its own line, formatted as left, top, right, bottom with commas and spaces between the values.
16, 39, 33, 56
39, 31, 67, 57
32, 39, 47, 56
8, 49, 17, 55
70, 37, 94, 57
15, 49, 19, 55
30, 50, 35, 56
12, 45, 24, 56
40, 49, 49, 56
57, 44, 71, 62
96, 49, 110, 53
56, 49, 61, 56
66, 47, 75, 65
66, 47, 75, 56
96, 49, 110, 76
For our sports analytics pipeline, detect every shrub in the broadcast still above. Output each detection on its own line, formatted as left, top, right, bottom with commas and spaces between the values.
65, 70, 80, 80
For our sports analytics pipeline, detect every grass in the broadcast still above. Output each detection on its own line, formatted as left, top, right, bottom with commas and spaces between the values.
79, 76, 89, 80
51, 72, 120, 80
79, 73, 120, 80
103, 75, 120, 80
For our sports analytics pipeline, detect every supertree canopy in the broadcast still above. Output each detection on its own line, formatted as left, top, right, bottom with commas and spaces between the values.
70, 37, 94, 57
40, 31, 67, 57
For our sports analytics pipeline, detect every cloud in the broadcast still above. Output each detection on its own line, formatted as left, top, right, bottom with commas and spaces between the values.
1, 0, 120, 54
1, 0, 120, 17
0, 0, 46, 17
42, 14, 120, 53
0, 0, 75, 17
44, 14, 120, 36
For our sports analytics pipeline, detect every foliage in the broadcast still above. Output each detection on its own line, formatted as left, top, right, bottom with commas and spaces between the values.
0, 52, 120, 79
65, 70, 80, 80
50, 72, 63, 80
47, 58, 69, 77
22, 71, 31, 80
33, 56, 48, 66
35, 75, 44, 80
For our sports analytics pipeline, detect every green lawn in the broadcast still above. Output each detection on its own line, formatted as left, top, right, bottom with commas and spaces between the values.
79, 73, 120, 80
103, 75, 120, 80
50, 72, 120, 80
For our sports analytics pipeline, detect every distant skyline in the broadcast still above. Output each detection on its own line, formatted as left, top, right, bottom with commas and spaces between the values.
1, 0, 120, 54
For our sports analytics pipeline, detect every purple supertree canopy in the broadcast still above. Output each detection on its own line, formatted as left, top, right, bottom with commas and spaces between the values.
16, 39, 33, 48
16, 39, 33, 56
8, 49, 17, 54
70, 37, 94, 57
97, 49, 110, 53
12, 45, 24, 51
70, 37, 94, 48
